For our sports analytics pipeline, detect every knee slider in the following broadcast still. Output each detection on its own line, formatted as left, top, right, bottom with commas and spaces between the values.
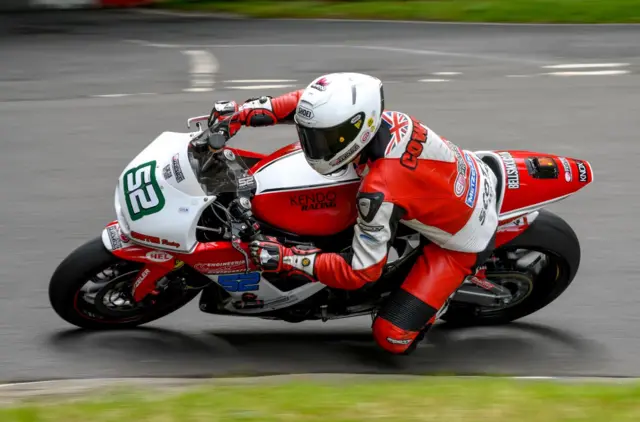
377, 288, 438, 332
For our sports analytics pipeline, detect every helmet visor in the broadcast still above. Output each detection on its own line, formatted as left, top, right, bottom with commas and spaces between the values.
295, 112, 365, 161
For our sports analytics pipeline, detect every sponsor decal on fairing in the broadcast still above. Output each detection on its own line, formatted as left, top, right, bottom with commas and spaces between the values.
464, 153, 478, 208
145, 250, 173, 263
171, 154, 185, 183
498, 152, 520, 189
290, 191, 337, 211
576, 160, 588, 183
559, 157, 572, 182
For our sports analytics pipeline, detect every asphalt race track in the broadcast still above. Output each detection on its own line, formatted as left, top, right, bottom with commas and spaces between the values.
0, 11, 639, 382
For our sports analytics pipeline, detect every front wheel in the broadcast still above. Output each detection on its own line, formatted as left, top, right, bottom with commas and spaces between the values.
442, 210, 581, 327
49, 237, 200, 329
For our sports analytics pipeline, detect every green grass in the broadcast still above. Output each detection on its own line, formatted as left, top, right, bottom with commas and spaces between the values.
156, 0, 640, 23
2, 377, 640, 421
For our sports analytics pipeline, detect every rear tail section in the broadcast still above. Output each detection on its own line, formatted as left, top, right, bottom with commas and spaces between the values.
475, 150, 594, 221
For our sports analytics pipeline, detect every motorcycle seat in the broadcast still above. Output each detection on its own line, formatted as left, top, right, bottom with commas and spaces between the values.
477, 152, 505, 214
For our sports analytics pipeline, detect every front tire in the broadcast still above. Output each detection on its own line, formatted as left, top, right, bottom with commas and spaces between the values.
49, 237, 200, 329
442, 210, 581, 326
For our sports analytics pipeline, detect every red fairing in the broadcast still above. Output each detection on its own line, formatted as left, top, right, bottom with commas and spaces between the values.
495, 150, 594, 218
105, 222, 256, 302
177, 241, 258, 274
249, 142, 361, 236
252, 183, 360, 236
494, 213, 535, 248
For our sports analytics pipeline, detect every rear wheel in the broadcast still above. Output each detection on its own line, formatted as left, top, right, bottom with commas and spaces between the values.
49, 237, 200, 329
442, 210, 581, 326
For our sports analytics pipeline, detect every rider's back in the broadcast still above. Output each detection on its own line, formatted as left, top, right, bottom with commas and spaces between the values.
362, 110, 499, 254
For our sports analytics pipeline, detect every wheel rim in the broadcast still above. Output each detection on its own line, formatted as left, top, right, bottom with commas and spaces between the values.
73, 261, 188, 323
474, 247, 562, 315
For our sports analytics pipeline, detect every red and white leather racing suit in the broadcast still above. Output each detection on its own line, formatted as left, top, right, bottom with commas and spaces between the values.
222, 90, 499, 354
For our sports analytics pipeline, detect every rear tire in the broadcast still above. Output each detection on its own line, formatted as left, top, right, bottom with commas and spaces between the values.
49, 237, 200, 329
442, 210, 581, 327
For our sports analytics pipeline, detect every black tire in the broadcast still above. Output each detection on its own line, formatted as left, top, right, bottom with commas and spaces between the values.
49, 236, 200, 329
442, 209, 581, 326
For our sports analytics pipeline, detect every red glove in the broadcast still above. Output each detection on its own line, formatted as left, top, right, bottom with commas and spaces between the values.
249, 239, 321, 281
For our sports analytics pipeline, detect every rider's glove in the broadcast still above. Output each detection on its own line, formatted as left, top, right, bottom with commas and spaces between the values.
208, 100, 238, 127
249, 239, 321, 281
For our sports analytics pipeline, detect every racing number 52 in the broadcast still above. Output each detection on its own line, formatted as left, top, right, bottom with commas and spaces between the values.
123, 161, 165, 221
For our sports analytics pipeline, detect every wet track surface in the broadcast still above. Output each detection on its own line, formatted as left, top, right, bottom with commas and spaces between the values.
0, 11, 639, 381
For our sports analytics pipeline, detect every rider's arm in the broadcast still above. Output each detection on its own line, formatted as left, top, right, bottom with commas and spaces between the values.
313, 167, 406, 290
236, 90, 304, 127
213, 90, 304, 137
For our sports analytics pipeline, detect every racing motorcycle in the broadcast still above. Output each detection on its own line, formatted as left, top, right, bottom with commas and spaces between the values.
49, 113, 594, 331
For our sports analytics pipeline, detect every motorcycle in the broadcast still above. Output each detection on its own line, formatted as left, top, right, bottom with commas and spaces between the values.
49, 113, 593, 331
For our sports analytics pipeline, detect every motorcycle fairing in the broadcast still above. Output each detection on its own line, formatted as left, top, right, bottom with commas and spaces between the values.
475, 150, 594, 221
102, 221, 327, 310
114, 131, 216, 254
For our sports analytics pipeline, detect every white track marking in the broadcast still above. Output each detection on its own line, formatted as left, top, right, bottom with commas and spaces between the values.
92, 93, 157, 98
126, 40, 543, 65
545, 70, 630, 76
431, 72, 462, 76
225, 84, 297, 90
181, 50, 218, 93
419, 79, 450, 82
542, 63, 630, 69
223, 79, 297, 83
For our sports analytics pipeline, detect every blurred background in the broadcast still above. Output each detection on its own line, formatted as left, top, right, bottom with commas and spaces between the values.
0, 0, 638, 390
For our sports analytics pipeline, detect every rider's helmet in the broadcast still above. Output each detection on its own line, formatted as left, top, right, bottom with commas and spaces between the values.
294, 72, 385, 175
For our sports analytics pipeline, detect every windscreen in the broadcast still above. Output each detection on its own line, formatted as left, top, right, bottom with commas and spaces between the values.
188, 147, 252, 196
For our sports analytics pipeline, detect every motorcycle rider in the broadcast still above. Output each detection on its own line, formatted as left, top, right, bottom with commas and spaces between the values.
208, 72, 499, 355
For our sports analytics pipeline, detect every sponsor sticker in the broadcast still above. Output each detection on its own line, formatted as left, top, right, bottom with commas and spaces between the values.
576, 160, 588, 183
559, 157, 572, 182
330, 144, 359, 166
464, 153, 478, 208
290, 191, 337, 211
162, 164, 172, 180
358, 222, 384, 233
498, 152, 520, 189
367, 117, 374, 128
311, 76, 330, 91
106, 225, 122, 250
297, 106, 314, 120
171, 154, 185, 183
130, 231, 181, 248
145, 250, 173, 263
386, 337, 412, 345
361, 131, 371, 143
444, 140, 467, 197
194, 260, 246, 274
133, 268, 151, 291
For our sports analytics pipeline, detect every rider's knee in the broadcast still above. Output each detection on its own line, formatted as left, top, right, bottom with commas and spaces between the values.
372, 316, 418, 354
372, 288, 438, 354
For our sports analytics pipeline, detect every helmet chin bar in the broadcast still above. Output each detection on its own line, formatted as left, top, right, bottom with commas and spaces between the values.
321, 162, 352, 179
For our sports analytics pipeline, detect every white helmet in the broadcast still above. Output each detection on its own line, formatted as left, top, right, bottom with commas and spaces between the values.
294, 72, 385, 175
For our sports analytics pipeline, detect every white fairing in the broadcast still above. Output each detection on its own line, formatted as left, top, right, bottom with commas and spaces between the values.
114, 131, 216, 253
253, 149, 360, 194
212, 273, 328, 315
